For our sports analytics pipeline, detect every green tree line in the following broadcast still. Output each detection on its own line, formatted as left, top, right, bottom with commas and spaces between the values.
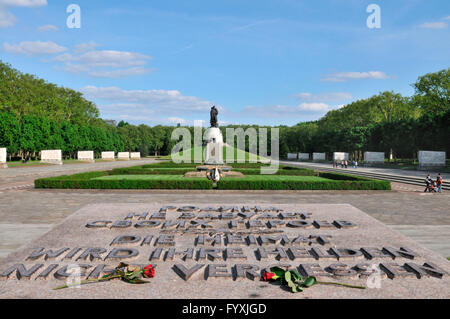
0, 59, 448, 161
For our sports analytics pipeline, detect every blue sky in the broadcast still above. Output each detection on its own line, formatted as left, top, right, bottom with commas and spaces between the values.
1, 0, 449, 126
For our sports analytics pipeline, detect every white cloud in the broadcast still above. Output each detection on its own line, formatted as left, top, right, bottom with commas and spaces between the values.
419, 22, 448, 29
3, 41, 67, 55
75, 50, 151, 68
52, 49, 154, 78
88, 67, 153, 78
295, 92, 353, 102
297, 103, 330, 112
444, 16, 450, 20
242, 102, 336, 119
0, 9, 15, 28
74, 41, 100, 53
322, 71, 389, 82
38, 24, 58, 32
168, 117, 186, 124
79, 86, 218, 115
0, 0, 47, 28
0, 0, 47, 6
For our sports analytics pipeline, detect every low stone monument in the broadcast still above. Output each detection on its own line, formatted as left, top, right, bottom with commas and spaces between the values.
298, 153, 309, 160
131, 152, 141, 160
0, 203, 448, 298
0, 148, 7, 168
40, 150, 63, 165
364, 152, 385, 165
287, 153, 297, 160
101, 152, 115, 161
333, 152, 349, 162
312, 153, 326, 161
204, 106, 224, 165
77, 151, 95, 163
118, 152, 130, 161
418, 151, 446, 170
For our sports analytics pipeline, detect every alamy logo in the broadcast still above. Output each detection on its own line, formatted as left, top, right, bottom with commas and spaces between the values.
366, 264, 382, 289
366, 4, 381, 29
65, 264, 82, 289
67, 4, 81, 29
170, 122, 280, 174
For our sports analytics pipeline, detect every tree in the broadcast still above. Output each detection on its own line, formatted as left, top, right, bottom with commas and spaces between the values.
413, 68, 450, 116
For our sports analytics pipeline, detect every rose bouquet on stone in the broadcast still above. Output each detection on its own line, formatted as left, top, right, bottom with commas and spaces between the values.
263, 267, 365, 293
54, 263, 155, 290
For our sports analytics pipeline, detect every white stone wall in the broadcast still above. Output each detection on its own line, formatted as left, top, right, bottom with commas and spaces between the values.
333, 152, 349, 161
41, 150, 62, 165
312, 153, 326, 161
118, 152, 130, 160
130, 152, 141, 160
0, 148, 6, 163
77, 151, 94, 162
287, 153, 297, 160
102, 152, 115, 161
418, 151, 446, 167
298, 153, 310, 160
364, 152, 385, 163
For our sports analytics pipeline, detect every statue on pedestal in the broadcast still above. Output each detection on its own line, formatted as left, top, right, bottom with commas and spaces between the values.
210, 106, 219, 128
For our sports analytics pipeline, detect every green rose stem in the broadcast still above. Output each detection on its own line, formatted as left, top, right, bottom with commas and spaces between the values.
53, 274, 122, 290
316, 281, 366, 289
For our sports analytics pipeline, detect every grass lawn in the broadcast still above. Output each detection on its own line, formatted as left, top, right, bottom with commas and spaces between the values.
162, 145, 269, 163
7, 160, 54, 167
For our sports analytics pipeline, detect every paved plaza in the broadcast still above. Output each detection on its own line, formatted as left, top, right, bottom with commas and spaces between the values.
0, 182, 449, 262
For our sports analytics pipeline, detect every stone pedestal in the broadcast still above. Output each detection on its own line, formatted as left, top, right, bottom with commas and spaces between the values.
131, 152, 141, 160
77, 151, 95, 163
101, 152, 115, 161
418, 151, 446, 170
333, 152, 349, 162
205, 142, 224, 165
312, 153, 326, 161
364, 152, 385, 165
0, 148, 7, 168
118, 152, 130, 161
204, 127, 224, 165
40, 150, 63, 165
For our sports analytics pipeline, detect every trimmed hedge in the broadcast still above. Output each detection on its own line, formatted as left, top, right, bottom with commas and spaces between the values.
234, 167, 315, 176
216, 176, 391, 190
35, 173, 213, 189
34, 164, 390, 191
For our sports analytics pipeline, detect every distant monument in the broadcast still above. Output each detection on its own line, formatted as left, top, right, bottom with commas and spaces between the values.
204, 106, 224, 165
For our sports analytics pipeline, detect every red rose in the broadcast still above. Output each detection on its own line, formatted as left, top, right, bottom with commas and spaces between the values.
263, 272, 276, 281
143, 264, 155, 278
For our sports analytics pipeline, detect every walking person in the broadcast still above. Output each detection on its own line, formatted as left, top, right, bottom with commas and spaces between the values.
424, 174, 433, 193
436, 173, 443, 193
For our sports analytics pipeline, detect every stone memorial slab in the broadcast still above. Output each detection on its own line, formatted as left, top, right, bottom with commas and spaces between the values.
364, 152, 385, 164
312, 153, 326, 161
333, 152, 349, 162
0, 203, 448, 299
131, 152, 141, 160
118, 152, 130, 161
40, 150, 63, 165
298, 153, 310, 160
418, 151, 446, 169
0, 148, 7, 168
287, 153, 297, 160
77, 151, 95, 163
102, 152, 115, 161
